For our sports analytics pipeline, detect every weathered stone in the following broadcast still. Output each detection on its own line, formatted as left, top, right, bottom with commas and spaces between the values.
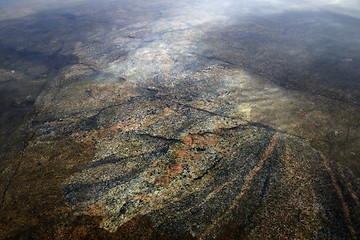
1, 0, 360, 239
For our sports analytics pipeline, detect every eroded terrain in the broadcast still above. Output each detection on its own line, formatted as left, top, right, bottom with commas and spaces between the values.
1, 0, 360, 239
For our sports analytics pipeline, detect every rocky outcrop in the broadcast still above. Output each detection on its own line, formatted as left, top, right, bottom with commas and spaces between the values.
1, 0, 360, 239
63, 97, 360, 239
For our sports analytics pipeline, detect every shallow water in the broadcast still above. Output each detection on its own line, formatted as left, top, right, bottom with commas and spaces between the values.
1, 0, 360, 239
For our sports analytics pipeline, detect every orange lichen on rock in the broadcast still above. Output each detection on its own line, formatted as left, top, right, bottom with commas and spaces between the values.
182, 135, 193, 146
193, 153, 202, 161
111, 119, 139, 132
155, 176, 172, 187
206, 136, 218, 147
175, 149, 191, 160
166, 162, 186, 177
151, 160, 188, 188
182, 133, 218, 148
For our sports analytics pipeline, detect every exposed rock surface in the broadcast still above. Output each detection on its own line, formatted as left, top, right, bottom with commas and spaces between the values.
64, 111, 360, 239
1, 0, 360, 239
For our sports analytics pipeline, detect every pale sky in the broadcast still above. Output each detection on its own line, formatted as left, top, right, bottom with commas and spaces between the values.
0, 0, 360, 21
